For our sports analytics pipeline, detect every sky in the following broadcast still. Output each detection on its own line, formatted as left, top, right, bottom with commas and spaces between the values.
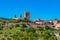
0, 0, 60, 20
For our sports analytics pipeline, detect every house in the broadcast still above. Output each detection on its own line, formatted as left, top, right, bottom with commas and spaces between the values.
34, 18, 44, 25
53, 19, 58, 26
55, 23, 60, 29
33, 18, 45, 28
53, 19, 60, 29
46, 20, 54, 28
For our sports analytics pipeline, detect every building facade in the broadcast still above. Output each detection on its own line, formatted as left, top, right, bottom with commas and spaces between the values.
24, 12, 30, 20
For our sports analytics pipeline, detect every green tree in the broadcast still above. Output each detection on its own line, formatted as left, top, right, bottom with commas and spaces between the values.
14, 14, 16, 18
20, 14, 22, 18
45, 26, 50, 30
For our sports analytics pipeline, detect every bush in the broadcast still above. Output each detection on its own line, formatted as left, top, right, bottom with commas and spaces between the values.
22, 24, 27, 28
20, 28, 25, 32
23, 37, 29, 40
26, 27, 36, 33
1, 38, 5, 40
0, 32, 3, 34
2, 20, 6, 23
38, 27, 44, 31
15, 24, 20, 27
4, 33, 8, 37
0, 26, 3, 30
45, 26, 51, 30
7, 38, 11, 40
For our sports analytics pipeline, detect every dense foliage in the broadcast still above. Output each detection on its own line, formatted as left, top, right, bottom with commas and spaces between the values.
0, 20, 60, 40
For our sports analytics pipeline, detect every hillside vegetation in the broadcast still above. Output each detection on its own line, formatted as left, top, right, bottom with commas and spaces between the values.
0, 19, 60, 40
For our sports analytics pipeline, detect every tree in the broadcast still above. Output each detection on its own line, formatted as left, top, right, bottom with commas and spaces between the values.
20, 14, 22, 18
14, 14, 16, 18
45, 26, 50, 30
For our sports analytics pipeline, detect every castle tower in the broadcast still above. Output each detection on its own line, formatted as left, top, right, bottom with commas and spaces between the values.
24, 12, 30, 20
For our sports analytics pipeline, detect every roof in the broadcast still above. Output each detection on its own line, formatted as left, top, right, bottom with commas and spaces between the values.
35, 19, 43, 22
58, 21, 60, 23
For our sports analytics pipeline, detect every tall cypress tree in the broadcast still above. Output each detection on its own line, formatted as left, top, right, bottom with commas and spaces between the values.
20, 14, 22, 18
14, 14, 16, 18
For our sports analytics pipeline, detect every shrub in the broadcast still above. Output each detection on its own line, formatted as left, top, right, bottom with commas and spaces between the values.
7, 38, 11, 40
1, 38, 5, 40
38, 27, 44, 31
15, 24, 20, 27
22, 24, 27, 28
26, 27, 36, 33
0, 26, 3, 30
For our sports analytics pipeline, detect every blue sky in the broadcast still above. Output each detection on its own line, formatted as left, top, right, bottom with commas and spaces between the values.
0, 0, 60, 20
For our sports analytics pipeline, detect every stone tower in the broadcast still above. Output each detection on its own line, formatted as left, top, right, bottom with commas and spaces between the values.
24, 12, 30, 20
